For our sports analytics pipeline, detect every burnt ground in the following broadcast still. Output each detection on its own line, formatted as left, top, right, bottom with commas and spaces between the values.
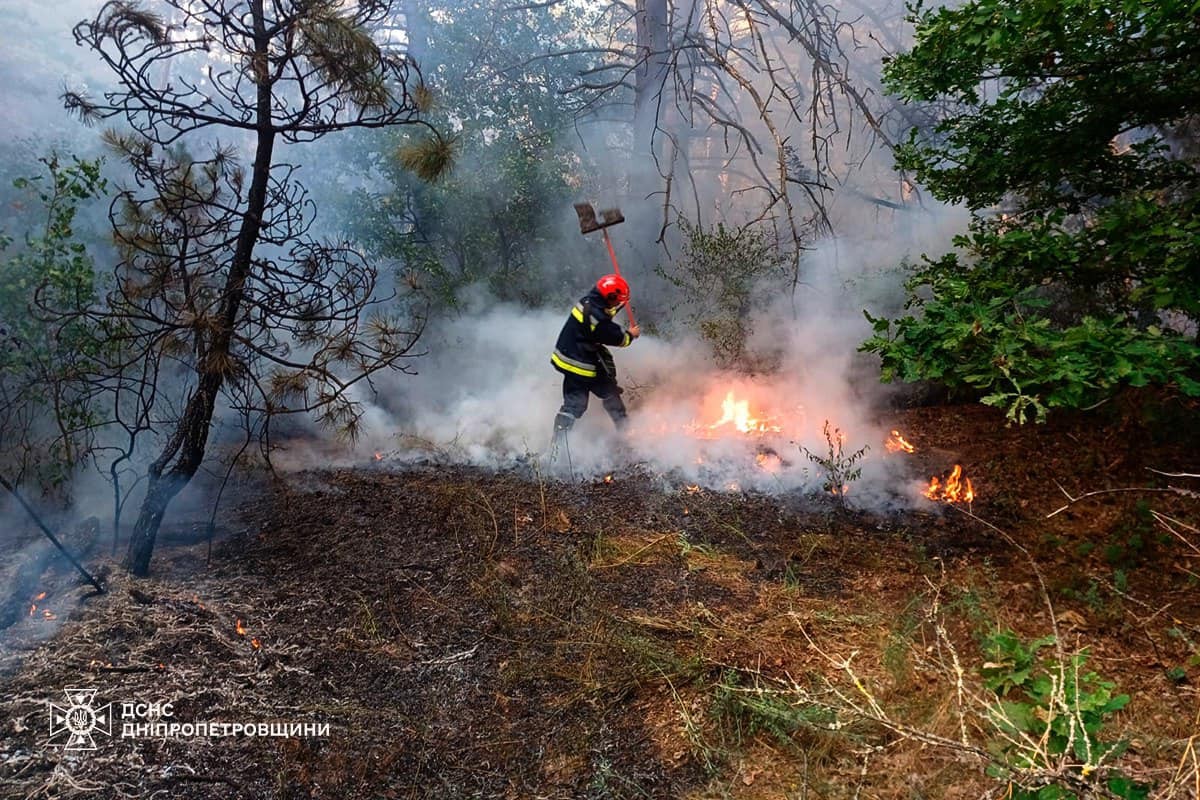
1, 402, 1198, 799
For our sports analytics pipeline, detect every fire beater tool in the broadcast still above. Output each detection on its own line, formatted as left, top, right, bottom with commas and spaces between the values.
573, 202, 637, 328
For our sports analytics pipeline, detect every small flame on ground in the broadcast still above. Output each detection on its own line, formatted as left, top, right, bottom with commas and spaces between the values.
684, 485, 701, 494
708, 390, 782, 435
923, 465, 976, 505
755, 452, 783, 473
42, 610, 56, 620
235, 618, 246, 636
251, 638, 261, 650
603, 474, 613, 484
885, 430, 915, 453
374, 452, 383, 461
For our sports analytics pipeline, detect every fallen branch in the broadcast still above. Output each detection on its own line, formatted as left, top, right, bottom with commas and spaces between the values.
1146, 468, 1200, 479
1045, 481, 1177, 519
1152, 511, 1200, 557
0, 473, 105, 594
419, 642, 481, 666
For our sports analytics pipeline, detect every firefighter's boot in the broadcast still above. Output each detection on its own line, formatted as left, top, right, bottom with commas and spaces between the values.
548, 412, 576, 465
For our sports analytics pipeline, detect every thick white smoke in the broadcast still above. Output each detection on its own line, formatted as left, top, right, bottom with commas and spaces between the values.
330, 196, 970, 512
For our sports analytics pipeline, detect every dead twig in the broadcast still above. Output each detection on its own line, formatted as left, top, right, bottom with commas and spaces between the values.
1045, 481, 1177, 519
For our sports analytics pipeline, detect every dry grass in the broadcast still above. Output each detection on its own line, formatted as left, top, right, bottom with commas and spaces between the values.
1, 452, 1197, 798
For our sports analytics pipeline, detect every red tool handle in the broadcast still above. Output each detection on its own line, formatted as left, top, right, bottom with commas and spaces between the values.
601, 229, 637, 329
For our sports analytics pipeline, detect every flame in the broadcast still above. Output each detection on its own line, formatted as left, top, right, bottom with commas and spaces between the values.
708, 390, 781, 434
603, 474, 613, 484
251, 637, 261, 649
42, 610, 56, 620
923, 465, 976, 505
235, 618, 246, 636
684, 485, 700, 494
34, 591, 47, 601
374, 452, 383, 461
885, 430, 915, 453
756, 452, 783, 473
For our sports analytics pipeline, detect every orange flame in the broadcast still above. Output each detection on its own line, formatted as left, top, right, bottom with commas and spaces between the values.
923, 465, 976, 505
251, 638, 261, 650
603, 474, 613, 484
29, 591, 48, 617
42, 610, 56, 620
755, 452, 783, 473
374, 452, 383, 461
235, 618, 246, 636
885, 430, 915, 453
706, 390, 782, 435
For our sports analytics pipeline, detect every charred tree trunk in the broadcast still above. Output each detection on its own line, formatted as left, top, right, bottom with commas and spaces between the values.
124, 0, 275, 577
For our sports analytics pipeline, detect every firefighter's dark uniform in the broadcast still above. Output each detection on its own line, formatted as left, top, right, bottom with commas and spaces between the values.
550, 287, 635, 435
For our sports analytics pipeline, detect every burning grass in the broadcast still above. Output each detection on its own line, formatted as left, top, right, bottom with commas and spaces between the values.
1, 405, 1198, 798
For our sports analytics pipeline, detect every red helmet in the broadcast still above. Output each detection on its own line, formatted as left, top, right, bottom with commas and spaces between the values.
596, 274, 630, 306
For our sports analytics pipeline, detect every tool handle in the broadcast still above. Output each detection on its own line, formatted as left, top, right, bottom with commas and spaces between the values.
601, 229, 637, 329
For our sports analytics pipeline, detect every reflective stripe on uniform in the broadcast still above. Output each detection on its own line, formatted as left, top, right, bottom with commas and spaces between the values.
620, 332, 631, 347
551, 350, 597, 377
571, 303, 597, 331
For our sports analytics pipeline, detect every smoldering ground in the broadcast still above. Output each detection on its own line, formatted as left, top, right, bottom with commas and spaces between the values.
334, 194, 970, 511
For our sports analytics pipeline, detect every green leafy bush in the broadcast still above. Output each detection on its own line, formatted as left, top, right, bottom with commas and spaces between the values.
979, 629, 1148, 799
656, 218, 788, 366
865, 0, 1200, 421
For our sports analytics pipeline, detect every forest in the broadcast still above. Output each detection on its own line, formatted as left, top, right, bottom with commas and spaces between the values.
0, 0, 1197, 797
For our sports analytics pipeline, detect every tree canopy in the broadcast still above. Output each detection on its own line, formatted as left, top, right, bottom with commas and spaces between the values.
864, 0, 1200, 422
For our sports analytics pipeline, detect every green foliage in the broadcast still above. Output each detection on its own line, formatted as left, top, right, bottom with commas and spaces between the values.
712, 676, 839, 748
0, 153, 107, 488
979, 629, 1148, 799
884, 0, 1200, 210
656, 218, 789, 366
801, 421, 869, 505
862, 222, 1200, 423
321, 0, 595, 307
866, 0, 1200, 421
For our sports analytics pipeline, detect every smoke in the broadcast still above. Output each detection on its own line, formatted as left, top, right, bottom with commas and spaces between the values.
328, 188, 969, 512
0, 0, 977, 569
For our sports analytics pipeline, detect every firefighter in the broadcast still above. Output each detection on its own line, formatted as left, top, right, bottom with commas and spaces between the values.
550, 274, 640, 453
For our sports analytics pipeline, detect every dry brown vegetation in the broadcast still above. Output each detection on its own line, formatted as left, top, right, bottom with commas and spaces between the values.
1, 403, 1198, 799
